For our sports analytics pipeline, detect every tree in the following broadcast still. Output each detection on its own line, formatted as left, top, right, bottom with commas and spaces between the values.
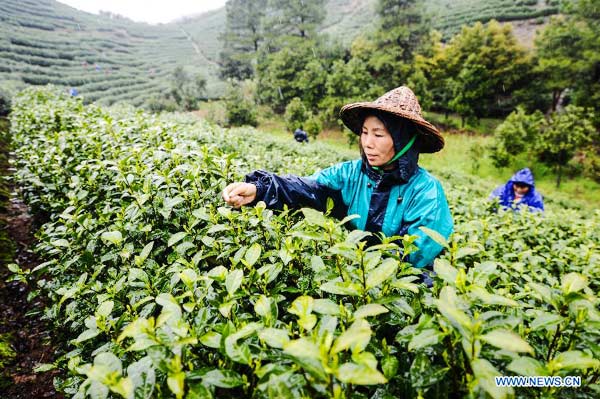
304, 114, 323, 140
535, 16, 588, 112
537, 105, 596, 187
536, 0, 600, 121
447, 60, 493, 127
490, 106, 545, 168
170, 66, 206, 111
219, 0, 267, 80
0, 88, 10, 117
320, 57, 380, 127
295, 59, 328, 113
262, 0, 326, 50
440, 21, 534, 122
284, 97, 308, 132
225, 84, 258, 127
491, 106, 597, 187
256, 40, 329, 113
351, 0, 430, 89
409, 31, 453, 116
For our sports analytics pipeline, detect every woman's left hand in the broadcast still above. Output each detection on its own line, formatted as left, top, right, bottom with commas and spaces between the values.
222, 182, 257, 208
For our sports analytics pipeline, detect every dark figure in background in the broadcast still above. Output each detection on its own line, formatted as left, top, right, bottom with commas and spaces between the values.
294, 128, 309, 143
489, 168, 544, 212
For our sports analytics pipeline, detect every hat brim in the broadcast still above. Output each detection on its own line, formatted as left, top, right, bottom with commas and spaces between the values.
340, 102, 445, 153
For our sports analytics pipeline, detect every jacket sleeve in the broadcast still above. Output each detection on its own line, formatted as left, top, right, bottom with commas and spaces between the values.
488, 184, 504, 201
403, 179, 454, 268
527, 191, 544, 212
245, 170, 347, 218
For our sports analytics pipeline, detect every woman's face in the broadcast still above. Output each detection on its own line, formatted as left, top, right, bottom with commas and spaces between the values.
513, 182, 530, 197
361, 115, 395, 167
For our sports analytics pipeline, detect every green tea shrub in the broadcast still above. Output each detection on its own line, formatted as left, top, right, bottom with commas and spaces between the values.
8, 87, 600, 399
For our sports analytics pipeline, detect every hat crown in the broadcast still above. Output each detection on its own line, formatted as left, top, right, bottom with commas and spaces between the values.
374, 86, 422, 118
375, 86, 423, 118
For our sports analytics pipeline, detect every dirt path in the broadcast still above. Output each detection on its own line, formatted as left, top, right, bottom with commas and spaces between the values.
177, 26, 219, 67
0, 119, 63, 398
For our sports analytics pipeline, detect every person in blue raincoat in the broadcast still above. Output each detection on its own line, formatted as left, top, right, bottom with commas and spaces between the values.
294, 128, 309, 143
222, 86, 453, 270
489, 168, 544, 212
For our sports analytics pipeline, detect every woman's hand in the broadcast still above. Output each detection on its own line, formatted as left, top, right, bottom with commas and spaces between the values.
222, 182, 257, 208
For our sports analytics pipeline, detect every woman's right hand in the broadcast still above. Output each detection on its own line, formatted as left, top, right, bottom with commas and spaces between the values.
222, 182, 257, 208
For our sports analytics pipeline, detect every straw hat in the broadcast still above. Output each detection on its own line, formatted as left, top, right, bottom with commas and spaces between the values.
340, 86, 444, 153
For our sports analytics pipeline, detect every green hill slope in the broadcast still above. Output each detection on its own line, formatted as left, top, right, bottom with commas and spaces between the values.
179, 0, 560, 54
0, 0, 560, 105
0, 0, 223, 105
425, 0, 560, 38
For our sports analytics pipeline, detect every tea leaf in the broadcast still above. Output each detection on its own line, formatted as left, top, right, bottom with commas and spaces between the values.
433, 258, 458, 285
530, 312, 563, 332
200, 332, 222, 349
336, 362, 387, 385
313, 299, 340, 315
101, 231, 122, 246
167, 232, 187, 247
550, 350, 600, 371
354, 304, 388, 319
254, 295, 272, 317
258, 328, 289, 349
561, 273, 588, 295
320, 280, 361, 296
471, 358, 513, 399
301, 208, 327, 227
284, 337, 320, 359
127, 356, 155, 399
408, 329, 443, 351
201, 369, 244, 388
366, 258, 398, 289
226, 269, 244, 296
480, 330, 533, 354
331, 319, 371, 354
507, 357, 547, 376
244, 243, 262, 267
135, 242, 154, 266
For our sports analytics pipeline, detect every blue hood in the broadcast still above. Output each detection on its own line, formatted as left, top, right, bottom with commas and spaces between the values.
489, 167, 544, 211
509, 168, 535, 187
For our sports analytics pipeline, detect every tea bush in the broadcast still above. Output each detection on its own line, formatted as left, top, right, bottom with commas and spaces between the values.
9, 87, 600, 399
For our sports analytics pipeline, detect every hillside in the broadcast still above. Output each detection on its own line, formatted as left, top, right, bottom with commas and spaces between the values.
0, 0, 223, 105
0, 0, 560, 105
180, 0, 560, 53
425, 0, 559, 38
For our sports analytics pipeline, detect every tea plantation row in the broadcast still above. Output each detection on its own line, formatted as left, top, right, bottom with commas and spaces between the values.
8, 88, 600, 398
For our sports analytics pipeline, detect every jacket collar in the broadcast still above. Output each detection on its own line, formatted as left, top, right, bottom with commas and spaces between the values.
360, 146, 419, 187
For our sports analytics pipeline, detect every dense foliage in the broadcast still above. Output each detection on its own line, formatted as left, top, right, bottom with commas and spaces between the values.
219, 0, 599, 187
491, 106, 599, 187
224, 84, 258, 128
9, 88, 600, 399
219, 0, 267, 80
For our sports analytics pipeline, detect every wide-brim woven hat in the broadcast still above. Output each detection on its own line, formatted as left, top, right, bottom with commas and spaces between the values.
340, 86, 444, 153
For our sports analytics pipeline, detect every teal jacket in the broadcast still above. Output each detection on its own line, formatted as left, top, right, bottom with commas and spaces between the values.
246, 159, 453, 268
